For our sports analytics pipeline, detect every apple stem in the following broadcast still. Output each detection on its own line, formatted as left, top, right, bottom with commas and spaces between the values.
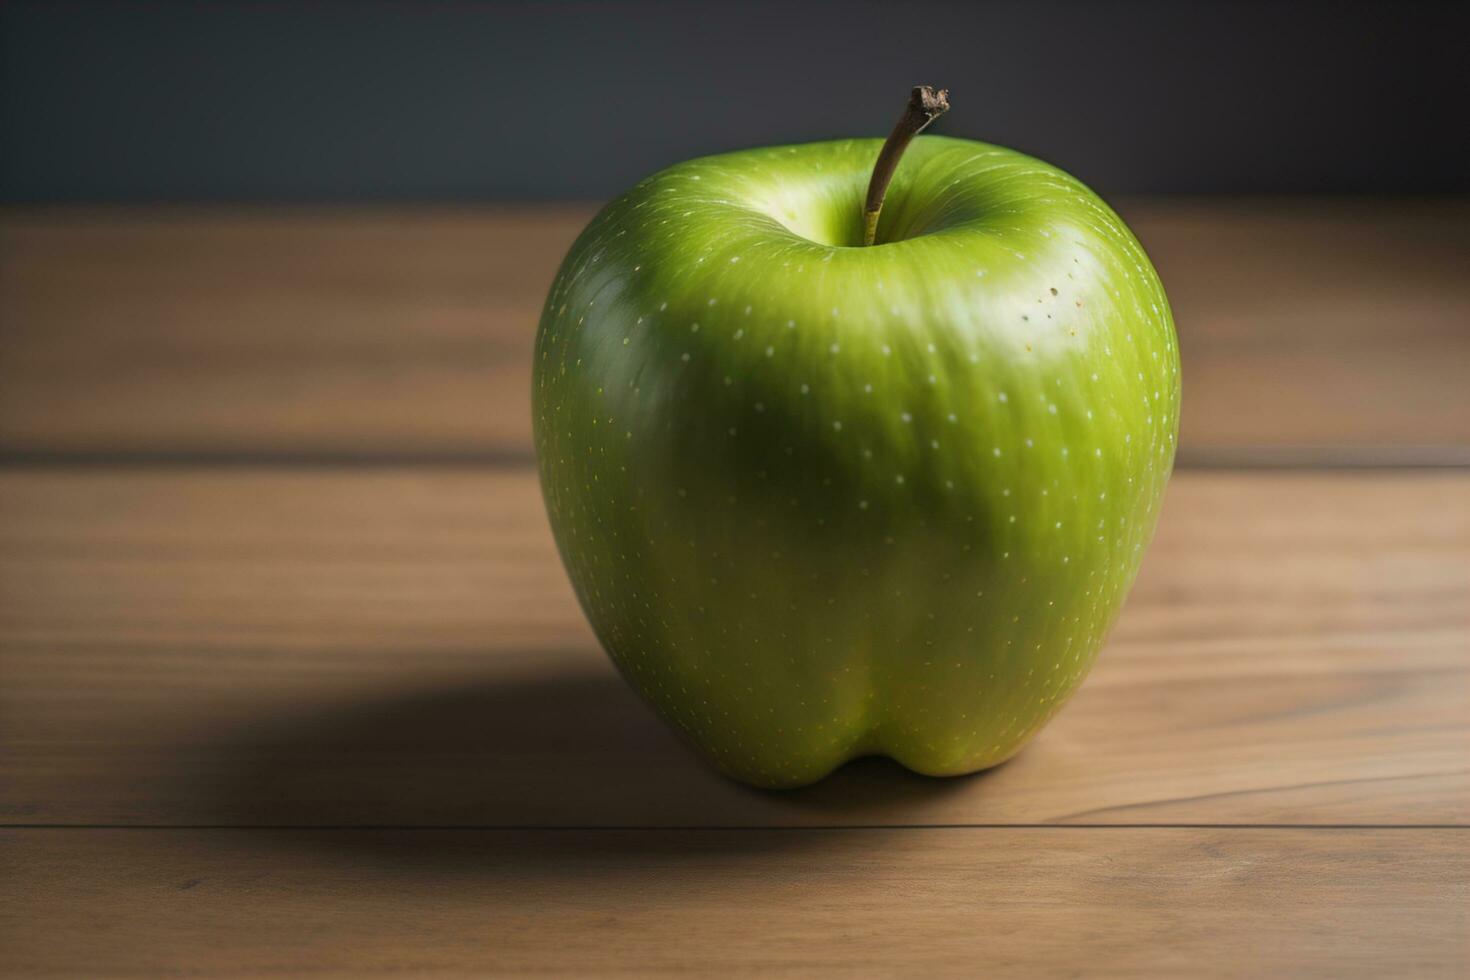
863, 85, 950, 246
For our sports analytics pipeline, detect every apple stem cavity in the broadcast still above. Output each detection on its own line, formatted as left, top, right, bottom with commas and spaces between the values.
863, 85, 950, 246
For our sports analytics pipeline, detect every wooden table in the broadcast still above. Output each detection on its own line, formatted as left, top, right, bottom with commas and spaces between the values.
2, 202, 1468, 976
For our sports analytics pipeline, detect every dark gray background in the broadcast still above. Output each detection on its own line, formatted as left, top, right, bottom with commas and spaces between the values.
3, 0, 1466, 202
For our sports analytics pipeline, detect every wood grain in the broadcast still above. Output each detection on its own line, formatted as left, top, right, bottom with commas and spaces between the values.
3, 468, 1465, 828
2, 200, 1467, 461
3, 828, 1465, 977
5, 201, 1466, 976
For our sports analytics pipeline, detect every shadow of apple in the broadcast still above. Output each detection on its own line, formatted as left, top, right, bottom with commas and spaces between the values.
205, 656, 997, 868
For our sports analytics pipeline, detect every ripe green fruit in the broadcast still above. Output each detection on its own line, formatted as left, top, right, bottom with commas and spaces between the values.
534, 128, 1179, 789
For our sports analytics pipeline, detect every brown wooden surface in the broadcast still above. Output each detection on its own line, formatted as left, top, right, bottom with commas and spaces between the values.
5, 829, 1465, 978
2, 205, 1467, 976
2, 200, 1468, 461
2, 469, 1467, 830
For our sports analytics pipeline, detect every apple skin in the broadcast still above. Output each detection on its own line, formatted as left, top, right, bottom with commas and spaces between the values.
534, 136, 1179, 789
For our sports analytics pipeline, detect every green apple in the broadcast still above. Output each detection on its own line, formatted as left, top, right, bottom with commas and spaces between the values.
533, 116, 1179, 788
